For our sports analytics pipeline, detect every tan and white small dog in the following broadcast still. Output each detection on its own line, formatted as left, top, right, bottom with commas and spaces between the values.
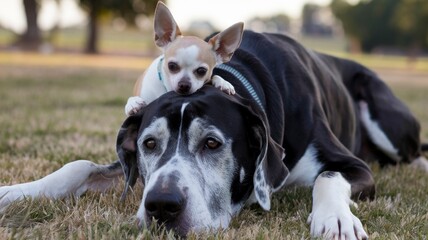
125, 2, 244, 116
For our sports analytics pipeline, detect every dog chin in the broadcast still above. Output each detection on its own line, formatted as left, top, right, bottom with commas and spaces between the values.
140, 210, 232, 237
142, 214, 191, 237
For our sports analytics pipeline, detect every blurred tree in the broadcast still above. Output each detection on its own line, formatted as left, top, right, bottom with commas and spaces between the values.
302, 4, 319, 34
247, 14, 290, 33
269, 14, 290, 33
15, 0, 42, 50
79, 0, 160, 54
393, 0, 428, 53
331, 0, 400, 52
331, 0, 428, 54
301, 3, 334, 36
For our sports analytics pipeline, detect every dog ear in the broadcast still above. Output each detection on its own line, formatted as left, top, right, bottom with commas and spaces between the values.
208, 22, 244, 64
153, 1, 182, 48
116, 111, 144, 201
253, 133, 288, 210
235, 99, 289, 211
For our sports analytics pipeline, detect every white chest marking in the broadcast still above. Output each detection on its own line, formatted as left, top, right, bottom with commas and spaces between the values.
286, 144, 322, 186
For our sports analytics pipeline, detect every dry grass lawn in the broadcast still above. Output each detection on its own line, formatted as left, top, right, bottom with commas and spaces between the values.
0, 57, 427, 239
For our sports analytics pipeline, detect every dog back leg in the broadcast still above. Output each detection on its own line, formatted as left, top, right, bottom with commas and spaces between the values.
0, 160, 123, 212
349, 71, 423, 165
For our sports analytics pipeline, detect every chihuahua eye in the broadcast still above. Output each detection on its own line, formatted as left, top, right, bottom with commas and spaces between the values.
194, 67, 207, 77
168, 62, 180, 73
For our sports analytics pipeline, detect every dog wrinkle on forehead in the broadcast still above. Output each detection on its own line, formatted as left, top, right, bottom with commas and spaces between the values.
140, 117, 170, 139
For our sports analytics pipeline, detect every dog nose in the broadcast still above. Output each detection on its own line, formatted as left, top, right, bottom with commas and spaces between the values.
144, 189, 186, 223
177, 81, 191, 94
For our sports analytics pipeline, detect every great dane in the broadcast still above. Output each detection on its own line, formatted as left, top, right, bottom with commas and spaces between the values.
1, 30, 427, 239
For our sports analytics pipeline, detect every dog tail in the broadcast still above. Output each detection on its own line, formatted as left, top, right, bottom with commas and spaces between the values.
421, 143, 428, 152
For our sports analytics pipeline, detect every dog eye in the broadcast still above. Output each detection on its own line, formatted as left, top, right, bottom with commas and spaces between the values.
194, 67, 207, 77
168, 62, 180, 73
144, 138, 156, 150
205, 137, 221, 150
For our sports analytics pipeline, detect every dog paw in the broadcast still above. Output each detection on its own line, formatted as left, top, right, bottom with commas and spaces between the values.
410, 156, 428, 172
212, 75, 236, 95
308, 205, 368, 240
125, 96, 147, 116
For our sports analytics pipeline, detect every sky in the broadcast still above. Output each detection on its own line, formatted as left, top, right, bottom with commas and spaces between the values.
168, 0, 332, 29
0, 0, 86, 33
0, 0, 332, 33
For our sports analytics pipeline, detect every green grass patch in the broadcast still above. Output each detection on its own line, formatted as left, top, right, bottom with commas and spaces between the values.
0, 65, 427, 239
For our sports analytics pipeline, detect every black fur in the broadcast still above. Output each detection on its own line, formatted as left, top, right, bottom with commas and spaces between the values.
211, 31, 422, 200
118, 30, 423, 204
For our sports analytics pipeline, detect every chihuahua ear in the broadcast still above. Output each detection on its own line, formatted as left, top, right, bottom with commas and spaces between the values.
208, 22, 244, 64
154, 1, 182, 48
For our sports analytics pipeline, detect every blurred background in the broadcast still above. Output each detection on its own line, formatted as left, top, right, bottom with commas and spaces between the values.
1, 2, 428, 238
1, 0, 427, 59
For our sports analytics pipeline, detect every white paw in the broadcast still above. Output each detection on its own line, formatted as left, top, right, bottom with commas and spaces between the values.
212, 75, 235, 95
308, 205, 368, 240
125, 96, 146, 116
411, 156, 428, 172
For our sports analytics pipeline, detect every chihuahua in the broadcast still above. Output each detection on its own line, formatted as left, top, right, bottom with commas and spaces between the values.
125, 2, 244, 116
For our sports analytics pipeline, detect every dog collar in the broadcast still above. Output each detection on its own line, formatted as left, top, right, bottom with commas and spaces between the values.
157, 57, 168, 92
217, 64, 264, 111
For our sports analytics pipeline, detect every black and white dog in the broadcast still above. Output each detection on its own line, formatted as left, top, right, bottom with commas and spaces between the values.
1, 31, 427, 239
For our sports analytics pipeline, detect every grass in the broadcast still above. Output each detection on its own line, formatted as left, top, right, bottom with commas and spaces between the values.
0, 57, 427, 239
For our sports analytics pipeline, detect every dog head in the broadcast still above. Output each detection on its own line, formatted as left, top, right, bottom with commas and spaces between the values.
116, 86, 289, 236
153, 2, 243, 95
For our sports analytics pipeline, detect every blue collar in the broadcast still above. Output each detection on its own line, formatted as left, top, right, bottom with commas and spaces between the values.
157, 57, 168, 92
216, 64, 265, 111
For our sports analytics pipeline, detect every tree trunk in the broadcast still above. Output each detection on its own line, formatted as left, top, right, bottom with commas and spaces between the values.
407, 42, 421, 69
84, 0, 99, 54
347, 37, 361, 53
17, 0, 42, 50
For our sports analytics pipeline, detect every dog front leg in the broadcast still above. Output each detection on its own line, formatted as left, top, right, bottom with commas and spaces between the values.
308, 171, 369, 240
0, 160, 123, 212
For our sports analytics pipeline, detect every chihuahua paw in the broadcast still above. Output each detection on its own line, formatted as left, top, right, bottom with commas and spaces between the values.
212, 75, 236, 95
125, 96, 146, 116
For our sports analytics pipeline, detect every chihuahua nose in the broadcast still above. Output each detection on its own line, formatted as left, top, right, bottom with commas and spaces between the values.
177, 81, 191, 94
